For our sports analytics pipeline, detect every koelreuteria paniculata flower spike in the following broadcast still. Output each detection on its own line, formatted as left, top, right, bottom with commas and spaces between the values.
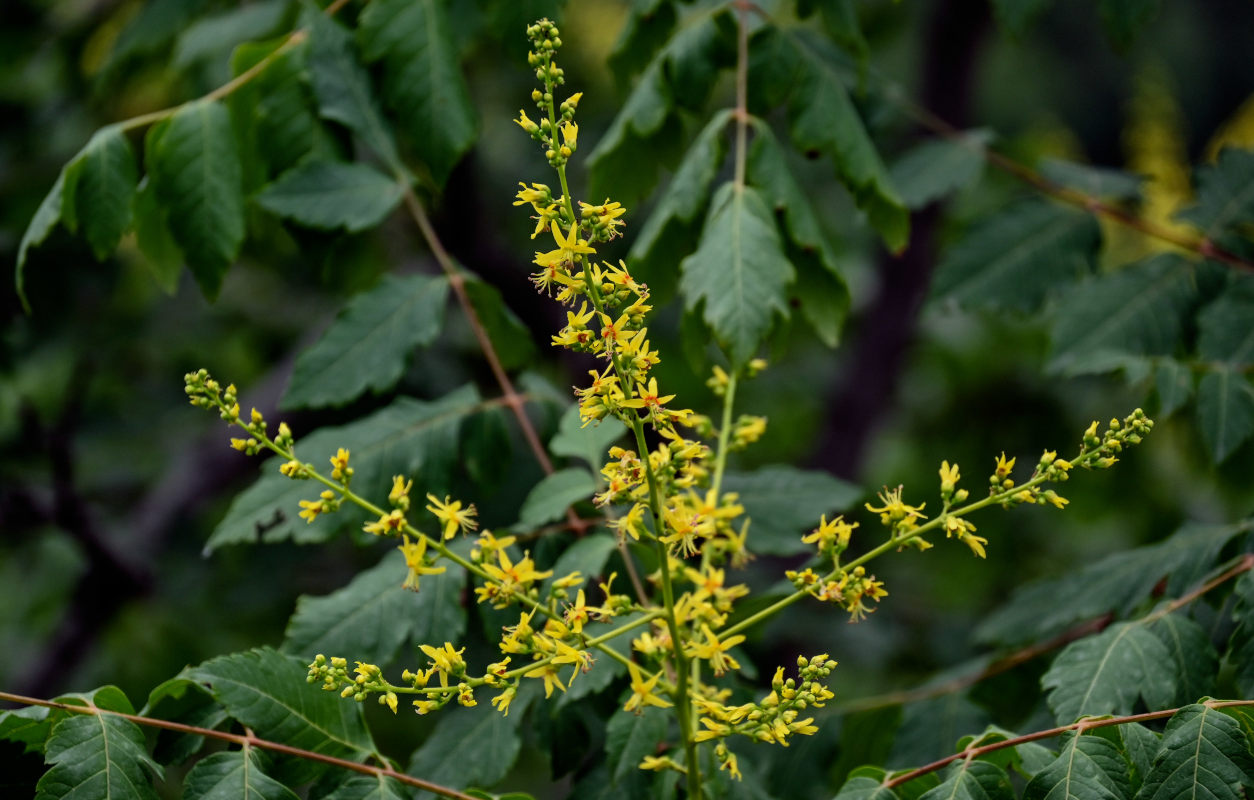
182, 19, 1155, 797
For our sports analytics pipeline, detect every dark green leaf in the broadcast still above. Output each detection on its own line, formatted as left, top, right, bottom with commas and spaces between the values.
105, 0, 210, 68
680, 182, 796, 366
62, 125, 138, 260
549, 404, 624, 471
256, 160, 404, 232
1136, 704, 1254, 800
358, 0, 477, 186
1098, 0, 1160, 48
833, 775, 901, 800
0, 706, 52, 754
188, 647, 375, 776
1176, 148, 1254, 252
315, 774, 410, 800
919, 760, 1015, 800
173, 0, 289, 67
283, 549, 466, 666
1039, 159, 1143, 200
1023, 731, 1132, 800
34, 713, 160, 800
722, 466, 861, 556
889, 694, 990, 770
1148, 613, 1217, 705
1196, 370, 1254, 462
230, 36, 322, 177
147, 100, 245, 299
977, 519, 1253, 647
182, 750, 300, 800
991, 0, 1055, 36
629, 109, 732, 274
954, 726, 1056, 779
15, 170, 65, 311
1154, 360, 1194, 418
460, 276, 536, 371
608, 0, 677, 82
1118, 723, 1160, 791
1049, 255, 1197, 375
132, 176, 183, 292
406, 696, 531, 794
605, 706, 668, 783
141, 675, 226, 765
1042, 622, 1175, 724
206, 385, 482, 552
545, 533, 617, 590
516, 468, 596, 530
306, 10, 402, 174
890, 130, 992, 209
932, 201, 1099, 312
1226, 571, 1254, 697
1198, 279, 1254, 365
281, 273, 448, 409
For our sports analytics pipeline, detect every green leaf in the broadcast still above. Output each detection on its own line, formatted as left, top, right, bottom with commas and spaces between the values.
991, 0, 1055, 36
283, 549, 466, 666
605, 706, 668, 783
1176, 148, 1254, 252
141, 675, 227, 765
1042, 622, 1175, 724
833, 775, 901, 800
206, 385, 481, 552
721, 466, 861, 556
230, 36, 322, 177
306, 9, 402, 174
173, 0, 289, 67
182, 750, 300, 800
932, 201, 1099, 312
889, 130, 992, 210
549, 404, 624, 471
0, 706, 52, 754
357, 0, 477, 186
406, 695, 532, 793
1198, 279, 1254, 365
147, 100, 245, 299
1136, 704, 1254, 800
460, 276, 536, 371
1023, 731, 1132, 800
888, 693, 990, 770
751, 28, 907, 250
919, 760, 1015, 800
1196, 371, 1254, 462
1225, 571, 1254, 697
516, 468, 596, 531
256, 160, 404, 232
1039, 159, 1143, 200
105, 0, 210, 68
544, 533, 617, 590
629, 109, 732, 277
34, 713, 161, 800
953, 726, 1056, 779
977, 519, 1253, 647
1118, 723, 1160, 791
61, 125, 138, 260
131, 176, 183, 292
315, 774, 410, 800
1148, 613, 1217, 705
188, 647, 375, 777
1098, 0, 1161, 48
680, 182, 796, 366
15, 169, 65, 311
1049, 255, 1197, 376
281, 272, 449, 409
1154, 360, 1194, 419
608, 0, 677, 82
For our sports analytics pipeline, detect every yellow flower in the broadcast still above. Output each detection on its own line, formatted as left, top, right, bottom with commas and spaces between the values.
563, 589, 591, 634
363, 508, 407, 537
994, 452, 1016, 480
525, 662, 566, 698
801, 514, 857, 551
388, 475, 413, 509
298, 490, 337, 523
425, 494, 478, 540
624, 661, 672, 713
534, 221, 596, 269
686, 624, 746, 677
329, 448, 351, 481
492, 686, 517, 716
397, 535, 446, 591
865, 486, 927, 530
939, 460, 960, 496
419, 642, 466, 687
560, 120, 578, 148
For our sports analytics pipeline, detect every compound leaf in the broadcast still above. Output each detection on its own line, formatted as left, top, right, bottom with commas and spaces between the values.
1227, 572, 1254, 697
35, 712, 161, 800
15, 170, 65, 311
1196, 370, 1254, 463
281, 272, 448, 409
680, 182, 795, 366
1175, 147, 1254, 251
62, 125, 138, 260
1023, 732, 1132, 800
1042, 622, 1175, 724
1135, 704, 1254, 800
919, 760, 1015, 800
1148, 613, 1217, 706
1198, 278, 1254, 365
256, 160, 404, 233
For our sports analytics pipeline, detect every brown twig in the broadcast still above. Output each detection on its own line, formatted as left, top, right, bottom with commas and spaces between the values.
0, 691, 477, 800
884, 699, 1254, 788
